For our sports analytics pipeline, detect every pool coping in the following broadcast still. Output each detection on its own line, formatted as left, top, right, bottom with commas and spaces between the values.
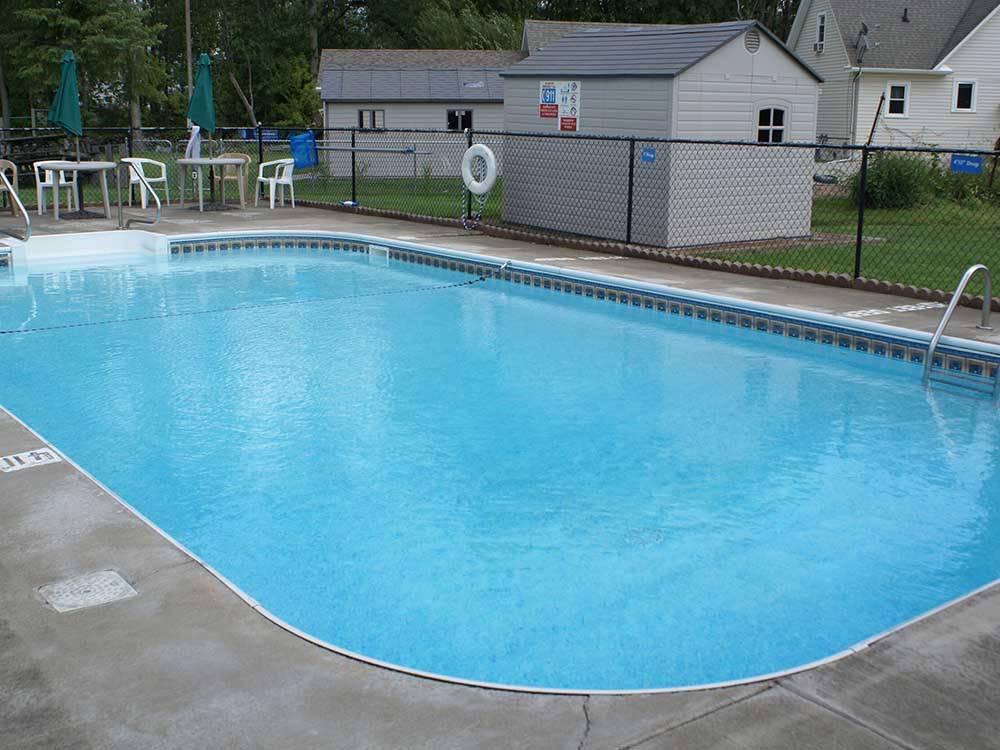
6, 228, 1000, 694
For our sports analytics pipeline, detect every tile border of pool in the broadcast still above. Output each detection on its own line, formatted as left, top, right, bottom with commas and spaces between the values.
165, 230, 1000, 381
7, 402, 1000, 697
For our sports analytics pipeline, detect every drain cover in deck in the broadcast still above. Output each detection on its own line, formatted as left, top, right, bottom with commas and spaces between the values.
38, 570, 137, 612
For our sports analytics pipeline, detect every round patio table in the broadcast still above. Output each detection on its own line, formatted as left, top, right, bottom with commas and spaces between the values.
177, 157, 247, 211
34, 160, 115, 221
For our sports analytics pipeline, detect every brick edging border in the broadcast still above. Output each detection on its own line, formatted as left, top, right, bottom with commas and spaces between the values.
296, 200, 1000, 313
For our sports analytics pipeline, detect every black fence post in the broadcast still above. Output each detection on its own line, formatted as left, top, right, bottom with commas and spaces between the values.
125, 127, 133, 158
256, 124, 264, 165
465, 127, 473, 220
350, 128, 357, 203
853, 145, 870, 279
626, 139, 636, 245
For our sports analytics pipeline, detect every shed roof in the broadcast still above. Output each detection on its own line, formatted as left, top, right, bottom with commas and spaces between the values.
318, 49, 526, 102
520, 19, 674, 53
503, 21, 822, 80
790, 0, 999, 69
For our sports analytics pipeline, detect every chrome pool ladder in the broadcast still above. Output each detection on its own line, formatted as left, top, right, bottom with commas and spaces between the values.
924, 264, 997, 400
115, 162, 161, 230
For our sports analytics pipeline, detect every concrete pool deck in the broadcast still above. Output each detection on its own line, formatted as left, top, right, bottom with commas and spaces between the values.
3, 206, 1000, 748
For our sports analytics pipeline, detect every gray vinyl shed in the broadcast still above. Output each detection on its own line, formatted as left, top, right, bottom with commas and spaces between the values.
499, 21, 823, 248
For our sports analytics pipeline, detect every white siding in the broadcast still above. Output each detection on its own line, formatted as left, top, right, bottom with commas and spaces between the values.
789, 0, 854, 142
667, 33, 818, 247
672, 31, 819, 141
854, 13, 1000, 149
664, 143, 814, 247
502, 76, 673, 138
324, 102, 504, 130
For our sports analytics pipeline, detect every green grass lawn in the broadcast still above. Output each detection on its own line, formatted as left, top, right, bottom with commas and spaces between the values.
295, 175, 502, 221
717, 197, 1000, 295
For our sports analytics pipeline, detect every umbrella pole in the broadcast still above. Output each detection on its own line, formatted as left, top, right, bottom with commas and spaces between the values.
74, 136, 84, 212
209, 133, 216, 205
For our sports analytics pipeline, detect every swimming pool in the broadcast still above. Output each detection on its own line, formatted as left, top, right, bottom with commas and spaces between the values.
3, 232, 1000, 692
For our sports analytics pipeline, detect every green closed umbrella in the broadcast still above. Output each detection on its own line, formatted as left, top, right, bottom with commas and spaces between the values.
187, 53, 215, 134
47, 50, 88, 216
47, 50, 83, 138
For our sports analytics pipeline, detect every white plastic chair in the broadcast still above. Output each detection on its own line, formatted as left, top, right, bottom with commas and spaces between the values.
255, 159, 295, 209
33, 162, 78, 216
120, 157, 169, 208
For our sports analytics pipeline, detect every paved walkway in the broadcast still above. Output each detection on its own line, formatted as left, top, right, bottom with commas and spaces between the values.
3, 206, 1000, 748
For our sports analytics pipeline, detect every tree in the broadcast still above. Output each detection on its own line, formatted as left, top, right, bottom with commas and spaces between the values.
413, 1, 521, 49
79, 0, 166, 132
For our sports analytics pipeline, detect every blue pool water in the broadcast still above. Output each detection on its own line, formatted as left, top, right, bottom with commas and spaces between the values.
2, 246, 1000, 691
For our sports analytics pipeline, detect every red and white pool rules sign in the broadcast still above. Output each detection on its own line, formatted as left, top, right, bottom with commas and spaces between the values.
539, 80, 580, 131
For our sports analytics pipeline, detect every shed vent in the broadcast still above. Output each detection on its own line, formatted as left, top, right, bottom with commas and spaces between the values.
745, 28, 761, 54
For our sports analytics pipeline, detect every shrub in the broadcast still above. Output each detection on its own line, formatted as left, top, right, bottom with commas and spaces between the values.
849, 152, 935, 209
931, 166, 1000, 204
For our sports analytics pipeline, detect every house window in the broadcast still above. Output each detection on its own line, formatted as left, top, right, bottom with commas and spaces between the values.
358, 109, 384, 129
447, 109, 473, 131
757, 108, 786, 143
953, 81, 977, 112
886, 83, 909, 117
815, 13, 826, 52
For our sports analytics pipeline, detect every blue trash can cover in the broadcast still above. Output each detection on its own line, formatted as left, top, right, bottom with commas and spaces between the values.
290, 131, 319, 168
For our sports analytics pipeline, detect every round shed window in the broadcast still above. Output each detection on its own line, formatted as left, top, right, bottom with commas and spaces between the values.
745, 28, 761, 54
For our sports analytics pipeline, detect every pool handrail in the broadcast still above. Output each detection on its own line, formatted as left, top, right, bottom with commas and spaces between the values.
0, 169, 31, 242
116, 161, 161, 230
924, 264, 993, 386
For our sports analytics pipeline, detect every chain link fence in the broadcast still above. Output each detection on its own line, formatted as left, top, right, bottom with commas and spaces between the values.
2, 125, 999, 298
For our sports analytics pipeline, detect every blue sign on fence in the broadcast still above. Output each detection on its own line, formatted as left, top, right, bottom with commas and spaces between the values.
641, 147, 656, 164
951, 154, 983, 174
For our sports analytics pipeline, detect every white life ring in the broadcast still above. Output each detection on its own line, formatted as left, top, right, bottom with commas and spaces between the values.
461, 144, 497, 196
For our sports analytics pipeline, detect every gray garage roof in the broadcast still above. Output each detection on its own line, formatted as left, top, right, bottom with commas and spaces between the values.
503, 20, 822, 80
318, 49, 526, 102
805, 0, 1000, 70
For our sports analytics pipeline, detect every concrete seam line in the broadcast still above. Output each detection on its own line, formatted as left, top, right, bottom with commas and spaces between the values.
775, 682, 919, 750
577, 695, 591, 750
614, 684, 775, 750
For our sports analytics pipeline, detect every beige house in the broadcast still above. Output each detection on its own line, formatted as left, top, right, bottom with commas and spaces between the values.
788, 0, 1000, 147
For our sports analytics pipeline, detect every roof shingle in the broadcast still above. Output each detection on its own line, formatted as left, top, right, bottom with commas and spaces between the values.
520, 19, 676, 53
504, 21, 821, 80
318, 49, 526, 102
825, 0, 999, 69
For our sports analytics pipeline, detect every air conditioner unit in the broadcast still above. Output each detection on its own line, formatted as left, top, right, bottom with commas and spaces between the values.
814, 42, 825, 53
